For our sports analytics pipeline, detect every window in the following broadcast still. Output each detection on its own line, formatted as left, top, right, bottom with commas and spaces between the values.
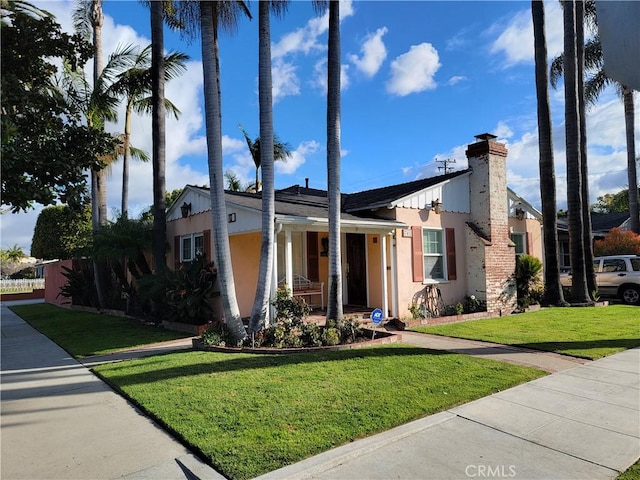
510, 233, 526, 256
180, 233, 204, 262
559, 241, 571, 272
422, 229, 445, 281
602, 258, 627, 273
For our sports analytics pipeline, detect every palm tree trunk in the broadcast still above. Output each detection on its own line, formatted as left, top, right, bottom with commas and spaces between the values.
623, 87, 639, 233
122, 103, 132, 218
576, 1, 596, 296
249, 0, 276, 332
91, 0, 106, 309
201, 1, 246, 343
531, 1, 566, 306
563, 0, 591, 304
151, 1, 167, 273
326, 0, 343, 320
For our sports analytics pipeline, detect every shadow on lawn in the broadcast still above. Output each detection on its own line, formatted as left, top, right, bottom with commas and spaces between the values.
512, 338, 640, 357
95, 346, 452, 387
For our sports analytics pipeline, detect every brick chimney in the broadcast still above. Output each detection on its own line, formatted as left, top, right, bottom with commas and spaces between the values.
465, 133, 516, 316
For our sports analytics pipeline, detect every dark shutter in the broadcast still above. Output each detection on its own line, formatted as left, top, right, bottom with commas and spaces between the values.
307, 232, 319, 281
174, 236, 180, 267
203, 230, 211, 262
525, 232, 532, 255
445, 228, 457, 280
412, 226, 423, 282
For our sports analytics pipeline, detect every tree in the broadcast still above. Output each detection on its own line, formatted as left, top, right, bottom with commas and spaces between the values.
225, 170, 244, 191
108, 44, 188, 217
238, 126, 291, 193
551, 2, 639, 234
248, 0, 289, 332
198, 1, 251, 344
1, 1, 112, 211
562, 0, 591, 304
531, 0, 566, 306
31, 205, 92, 260
593, 188, 640, 213
0, 245, 27, 263
313, 0, 344, 320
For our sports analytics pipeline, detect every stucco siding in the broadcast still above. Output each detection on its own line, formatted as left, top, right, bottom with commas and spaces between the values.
230, 232, 261, 318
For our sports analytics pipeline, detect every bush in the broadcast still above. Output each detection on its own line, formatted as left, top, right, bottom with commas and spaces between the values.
463, 295, 485, 313
594, 228, 640, 256
272, 287, 311, 322
202, 324, 232, 347
326, 317, 363, 344
58, 262, 98, 307
321, 327, 340, 346
515, 254, 543, 307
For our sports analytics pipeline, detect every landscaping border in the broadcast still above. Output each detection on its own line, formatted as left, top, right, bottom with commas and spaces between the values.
192, 328, 401, 354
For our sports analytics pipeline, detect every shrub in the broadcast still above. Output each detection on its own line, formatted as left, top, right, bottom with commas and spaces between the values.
58, 262, 98, 307
515, 254, 543, 307
408, 302, 425, 320
326, 317, 363, 344
202, 324, 232, 347
594, 228, 640, 256
321, 327, 340, 346
272, 287, 311, 323
463, 295, 485, 313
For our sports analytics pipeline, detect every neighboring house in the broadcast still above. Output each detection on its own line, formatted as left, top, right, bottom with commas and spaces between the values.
166, 134, 543, 321
557, 211, 631, 272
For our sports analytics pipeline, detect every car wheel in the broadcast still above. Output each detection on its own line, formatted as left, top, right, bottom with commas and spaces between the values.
619, 286, 640, 305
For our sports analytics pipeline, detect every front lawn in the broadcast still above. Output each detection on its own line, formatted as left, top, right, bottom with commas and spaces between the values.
413, 305, 640, 360
11, 303, 192, 357
94, 346, 545, 480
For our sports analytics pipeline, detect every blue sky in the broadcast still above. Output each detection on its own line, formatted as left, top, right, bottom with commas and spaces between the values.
2, 0, 638, 254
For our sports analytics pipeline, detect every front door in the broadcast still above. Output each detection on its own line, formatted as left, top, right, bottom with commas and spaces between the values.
346, 233, 367, 306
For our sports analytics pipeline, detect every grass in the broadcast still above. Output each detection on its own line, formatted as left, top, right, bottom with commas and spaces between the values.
10, 303, 192, 357
413, 305, 640, 360
94, 346, 545, 480
617, 458, 640, 480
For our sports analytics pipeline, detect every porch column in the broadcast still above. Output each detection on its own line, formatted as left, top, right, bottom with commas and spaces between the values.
390, 232, 398, 317
269, 226, 280, 326
285, 229, 293, 293
381, 234, 389, 318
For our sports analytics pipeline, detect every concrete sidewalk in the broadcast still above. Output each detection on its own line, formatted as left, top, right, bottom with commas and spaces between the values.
257, 347, 640, 480
1, 303, 225, 480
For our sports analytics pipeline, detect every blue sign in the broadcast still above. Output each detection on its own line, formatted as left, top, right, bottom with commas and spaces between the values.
370, 308, 384, 324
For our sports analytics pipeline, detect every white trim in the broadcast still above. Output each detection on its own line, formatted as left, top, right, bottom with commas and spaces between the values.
381, 234, 388, 318
179, 232, 204, 263
390, 232, 398, 317
422, 227, 448, 282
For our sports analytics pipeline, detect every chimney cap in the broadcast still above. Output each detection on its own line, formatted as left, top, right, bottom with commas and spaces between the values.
474, 133, 498, 142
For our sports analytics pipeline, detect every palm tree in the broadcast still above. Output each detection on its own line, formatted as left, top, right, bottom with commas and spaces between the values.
551, 2, 639, 234
563, 0, 591, 304
246, 0, 289, 333
531, 1, 566, 306
225, 170, 244, 191
198, 1, 251, 344
238, 126, 291, 194
109, 45, 188, 217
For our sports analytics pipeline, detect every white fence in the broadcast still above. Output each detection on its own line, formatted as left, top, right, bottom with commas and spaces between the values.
0, 279, 45, 292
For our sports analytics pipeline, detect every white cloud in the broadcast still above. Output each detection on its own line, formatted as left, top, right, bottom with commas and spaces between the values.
312, 58, 350, 93
447, 75, 467, 86
348, 27, 388, 78
272, 59, 301, 103
386, 43, 441, 96
276, 141, 320, 175
494, 121, 514, 141
490, 1, 564, 67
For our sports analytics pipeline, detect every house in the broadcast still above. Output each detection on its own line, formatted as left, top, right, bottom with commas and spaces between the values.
166, 133, 543, 321
557, 211, 632, 271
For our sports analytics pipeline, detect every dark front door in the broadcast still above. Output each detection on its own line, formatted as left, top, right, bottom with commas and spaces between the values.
346, 233, 367, 306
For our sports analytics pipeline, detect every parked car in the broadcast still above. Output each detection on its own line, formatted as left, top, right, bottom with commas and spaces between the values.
560, 255, 640, 305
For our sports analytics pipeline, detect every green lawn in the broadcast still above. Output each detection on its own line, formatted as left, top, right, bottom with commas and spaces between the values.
413, 305, 640, 360
94, 346, 545, 480
10, 303, 192, 357
617, 458, 640, 480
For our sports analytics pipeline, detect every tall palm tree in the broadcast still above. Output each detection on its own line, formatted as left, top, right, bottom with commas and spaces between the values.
551, 2, 639, 234
531, 1, 566, 306
239, 126, 291, 194
563, 0, 591, 304
247, 0, 289, 333
198, 1, 251, 343
326, 0, 343, 319
109, 45, 188, 217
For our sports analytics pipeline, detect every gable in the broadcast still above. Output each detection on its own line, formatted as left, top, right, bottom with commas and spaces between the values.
391, 172, 471, 213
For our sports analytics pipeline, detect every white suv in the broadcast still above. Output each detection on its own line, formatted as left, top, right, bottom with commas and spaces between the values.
561, 255, 640, 305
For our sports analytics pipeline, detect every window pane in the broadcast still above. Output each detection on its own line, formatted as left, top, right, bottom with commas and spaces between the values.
194, 235, 204, 257
510, 233, 525, 255
424, 256, 443, 280
182, 237, 192, 261
423, 230, 442, 254
631, 259, 640, 272
603, 259, 626, 272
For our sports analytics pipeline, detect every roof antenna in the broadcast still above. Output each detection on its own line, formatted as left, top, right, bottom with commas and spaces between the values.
436, 157, 456, 174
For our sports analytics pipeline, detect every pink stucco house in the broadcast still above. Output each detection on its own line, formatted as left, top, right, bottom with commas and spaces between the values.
166, 134, 542, 321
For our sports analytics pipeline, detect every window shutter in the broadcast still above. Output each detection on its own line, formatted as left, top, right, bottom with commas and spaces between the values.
412, 226, 423, 282
174, 236, 181, 267
306, 232, 319, 281
445, 228, 457, 280
525, 232, 532, 255
203, 230, 211, 262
